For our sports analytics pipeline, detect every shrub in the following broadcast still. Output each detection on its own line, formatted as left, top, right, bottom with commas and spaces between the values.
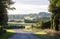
6, 26, 25, 29
0, 26, 6, 36
35, 21, 51, 29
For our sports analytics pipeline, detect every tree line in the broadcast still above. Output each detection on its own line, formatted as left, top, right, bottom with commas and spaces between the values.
49, 0, 60, 31
35, 0, 60, 31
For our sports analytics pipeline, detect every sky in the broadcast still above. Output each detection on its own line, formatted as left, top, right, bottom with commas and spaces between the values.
8, 0, 49, 14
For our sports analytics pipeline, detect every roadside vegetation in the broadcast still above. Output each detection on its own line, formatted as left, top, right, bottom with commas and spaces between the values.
0, 0, 15, 39
35, 29, 60, 39
0, 30, 14, 39
25, 28, 60, 39
24, 19, 60, 39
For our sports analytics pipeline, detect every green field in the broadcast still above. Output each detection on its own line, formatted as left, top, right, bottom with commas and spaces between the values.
8, 22, 35, 26
7, 22, 35, 29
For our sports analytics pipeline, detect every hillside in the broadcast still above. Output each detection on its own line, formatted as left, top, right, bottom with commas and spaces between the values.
8, 12, 51, 22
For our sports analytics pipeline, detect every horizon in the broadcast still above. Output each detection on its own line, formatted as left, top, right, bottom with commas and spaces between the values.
8, 12, 50, 15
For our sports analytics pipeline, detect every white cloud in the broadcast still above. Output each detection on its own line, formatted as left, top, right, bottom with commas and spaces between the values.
13, 0, 49, 5
8, 0, 49, 14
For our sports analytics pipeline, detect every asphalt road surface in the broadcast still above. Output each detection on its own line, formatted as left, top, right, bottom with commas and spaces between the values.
8, 29, 41, 39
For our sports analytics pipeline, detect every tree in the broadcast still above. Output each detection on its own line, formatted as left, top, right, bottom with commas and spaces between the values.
0, 0, 15, 26
0, 0, 15, 34
49, 0, 60, 31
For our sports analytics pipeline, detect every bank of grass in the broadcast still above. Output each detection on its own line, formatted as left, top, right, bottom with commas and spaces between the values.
0, 30, 14, 39
35, 34, 53, 39
25, 29, 60, 39
35, 33, 60, 39
35, 29, 60, 39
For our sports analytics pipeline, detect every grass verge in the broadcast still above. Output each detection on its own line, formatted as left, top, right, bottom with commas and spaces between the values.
25, 29, 60, 39
0, 30, 14, 39
35, 34, 60, 39
35, 34, 53, 39
34, 29, 60, 39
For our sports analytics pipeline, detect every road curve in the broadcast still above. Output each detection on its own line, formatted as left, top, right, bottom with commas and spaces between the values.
8, 29, 41, 39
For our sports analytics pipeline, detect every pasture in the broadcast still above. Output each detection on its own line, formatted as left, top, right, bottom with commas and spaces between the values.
7, 22, 35, 29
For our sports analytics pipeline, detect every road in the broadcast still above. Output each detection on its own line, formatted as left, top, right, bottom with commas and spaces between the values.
8, 29, 41, 39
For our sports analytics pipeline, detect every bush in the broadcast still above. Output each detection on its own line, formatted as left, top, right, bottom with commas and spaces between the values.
41, 21, 51, 29
35, 21, 51, 29
0, 26, 6, 36
6, 26, 25, 29
24, 19, 38, 23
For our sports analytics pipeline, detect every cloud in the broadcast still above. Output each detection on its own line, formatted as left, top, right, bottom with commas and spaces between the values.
8, 3, 48, 14
13, 0, 49, 5
8, 0, 49, 14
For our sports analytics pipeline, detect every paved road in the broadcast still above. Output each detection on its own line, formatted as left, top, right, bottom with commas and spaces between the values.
8, 29, 41, 39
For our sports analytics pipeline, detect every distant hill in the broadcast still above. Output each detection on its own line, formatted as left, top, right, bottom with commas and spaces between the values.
8, 12, 51, 22
39, 12, 51, 17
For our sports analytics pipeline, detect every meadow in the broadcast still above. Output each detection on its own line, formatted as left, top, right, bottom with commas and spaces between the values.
7, 22, 35, 29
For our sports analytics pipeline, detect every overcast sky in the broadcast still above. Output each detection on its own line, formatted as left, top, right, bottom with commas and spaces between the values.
8, 0, 49, 14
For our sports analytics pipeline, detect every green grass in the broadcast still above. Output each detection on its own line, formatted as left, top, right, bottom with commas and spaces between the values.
35, 34, 53, 39
0, 30, 14, 39
8, 22, 35, 25
8, 22, 25, 24
35, 34, 60, 39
